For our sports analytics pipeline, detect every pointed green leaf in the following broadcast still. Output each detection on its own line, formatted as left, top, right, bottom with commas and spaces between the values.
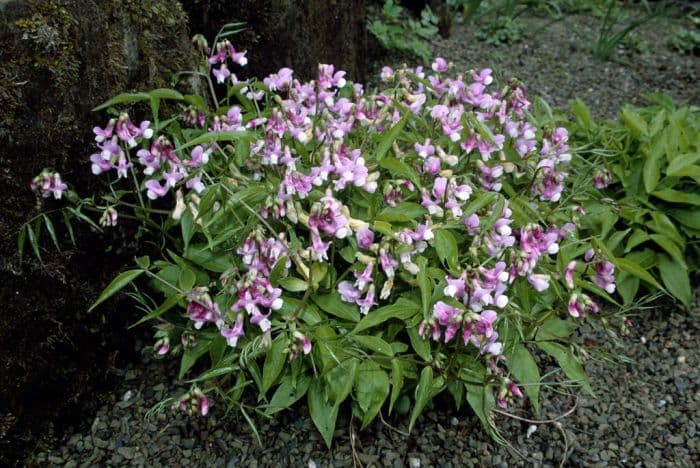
352, 297, 420, 334
262, 335, 288, 393
326, 358, 359, 405
409, 366, 433, 432
651, 189, 700, 206
614, 256, 662, 290
279, 277, 308, 292
351, 335, 394, 356
89, 269, 143, 311
376, 115, 408, 161
308, 381, 339, 448
312, 292, 360, 322
466, 382, 495, 432
649, 234, 685, 268
417, 256, 431, 317
389, 359, 404, 414
434, 229, 458, 270
266, 374, 311, 416
42, 214, 60, 251
354, 361, 390, 429
92, 92, 150, 111
505, 345, 541, 415
537, 342, 594, 397
408, 326, 431, 362
657, 253, 691, 308
129, 293, 181, 328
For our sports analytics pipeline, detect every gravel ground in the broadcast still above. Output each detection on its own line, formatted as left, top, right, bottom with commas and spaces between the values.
32, 301, 699, 467
30, 10, 700, 467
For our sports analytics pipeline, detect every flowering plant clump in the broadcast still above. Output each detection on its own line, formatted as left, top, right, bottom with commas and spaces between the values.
28, 33, 621, 444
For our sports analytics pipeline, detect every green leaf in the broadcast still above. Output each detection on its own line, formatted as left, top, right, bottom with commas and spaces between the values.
657, 253, 691, 308
92, 92, 150, 111
389, 359, 404, 414
649, 212, 684, 246
184, 244, 232, 273
378, 156, 420, 186
351, 335, 394, 356
310, 262, 328, 291
625, 229, 650, 253
262, 335, 287, 393
62, 211, 76, 246
135, 255, 150, 269
666, 152, 700, 177
26, 221, 42, 262
376, 115, 408, 161
570, 98, 592, 130
129, 293, 181, 328
208, 334, 227, 365
148, 88, 185, 101
184, 94, 207, 111
179, 131, 253, 150
266, 374, 311, 416
407, 326, 431, 362
536, 317, 578, 341
279, 277, 308, 292
462, 192, 498, 219
308, 381, 339, 448
89, 269, 143, 312
376, 202, 426, 222
466, 382, 495, 432
409, 366, 434, 432
434, 229, 458, 270
354, 361, 390, 429
351, 297, 420, 334
620, 106, 648, 137
643, 134, 665, 193
17, 225, 27, 260
505, 345, 541, 415
537, 342, 594, 396
670, 208, 700, 230
180, 209, 195, 249
326, 358, 359, 405
616, 271, 640, 305
178, 267, 197, 291
279, 297, 323, 325
179, 340, 209, 380
651, 189, 700, 206
417, 256, 431, 317
312, 292, 360, 322
649, 234, 685, 268
188, 365, 237, 383
42, 214, 60, 251
614, 256, 662, 289
447, 381, 464, 410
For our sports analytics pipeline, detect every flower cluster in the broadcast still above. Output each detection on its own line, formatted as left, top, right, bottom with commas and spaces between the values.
68, 40, 619, 430
31, 169, 67, 200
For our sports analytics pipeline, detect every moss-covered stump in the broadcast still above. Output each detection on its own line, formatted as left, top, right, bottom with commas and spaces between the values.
182, 0, 368, 81
0, 1, 195, 464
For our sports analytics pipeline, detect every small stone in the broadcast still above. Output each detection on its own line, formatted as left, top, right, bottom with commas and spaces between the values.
182, 438, 196, 449
93, 438, 109, 449
117, 446, 136, 459
677, 355, 686, 364
668, 436, 684, 445
48, 456, 64, 464
408, 457, 421, 468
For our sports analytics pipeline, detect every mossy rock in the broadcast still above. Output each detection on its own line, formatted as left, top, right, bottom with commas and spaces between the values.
181, 0, 368, 81
0, 1, 195, 464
